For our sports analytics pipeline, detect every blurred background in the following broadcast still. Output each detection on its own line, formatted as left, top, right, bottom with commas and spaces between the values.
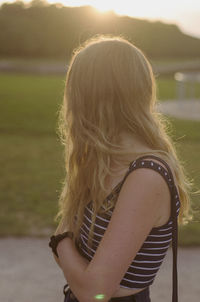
0, 1, 200, 301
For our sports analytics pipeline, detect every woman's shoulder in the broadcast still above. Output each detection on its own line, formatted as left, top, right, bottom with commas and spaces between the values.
108, 162, 171, 231
125, 159, 172, 195
130, 155, 178, 187
126, 155, 176, 228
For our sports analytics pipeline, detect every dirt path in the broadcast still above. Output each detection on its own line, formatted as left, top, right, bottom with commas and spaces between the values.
0, 237, 199, 302
157, 99, 200, 121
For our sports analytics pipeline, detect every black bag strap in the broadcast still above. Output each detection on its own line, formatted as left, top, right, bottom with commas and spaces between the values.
132, 155, 178, 302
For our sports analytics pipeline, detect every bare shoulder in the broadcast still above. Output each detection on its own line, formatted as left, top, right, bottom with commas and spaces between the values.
121, 161, 171, 228
123, 163, 170, 197
134, 157, 178, 186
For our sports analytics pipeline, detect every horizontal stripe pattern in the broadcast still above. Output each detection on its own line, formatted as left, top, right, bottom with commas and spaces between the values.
77, 159, 181, 288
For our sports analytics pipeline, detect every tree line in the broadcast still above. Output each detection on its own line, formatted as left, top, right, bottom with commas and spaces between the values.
1, 0, 200, 60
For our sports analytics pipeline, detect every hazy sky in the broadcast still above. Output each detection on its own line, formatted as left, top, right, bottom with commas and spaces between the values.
1, 0, 200, 38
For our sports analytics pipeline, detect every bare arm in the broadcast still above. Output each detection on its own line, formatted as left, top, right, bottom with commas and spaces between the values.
56, 168, 169, 302
52, 238, 90, 270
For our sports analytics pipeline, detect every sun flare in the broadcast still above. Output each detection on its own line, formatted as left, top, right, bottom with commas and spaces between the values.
69, 0, 172, 20
92, 1, 132, 15
46, 0, 179, 21
92, 1, 171, 19
93, 2, 114, 12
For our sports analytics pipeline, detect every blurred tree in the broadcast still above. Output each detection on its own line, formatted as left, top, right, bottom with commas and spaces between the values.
29, 0, 49, 7
0, 1, 200, 60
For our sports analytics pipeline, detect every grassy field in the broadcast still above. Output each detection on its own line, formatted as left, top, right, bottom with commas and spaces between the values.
156, 76, 200, 100
0, 72, 200, 245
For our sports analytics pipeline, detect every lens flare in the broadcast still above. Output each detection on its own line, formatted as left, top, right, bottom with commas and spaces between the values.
94, 293, 105, 300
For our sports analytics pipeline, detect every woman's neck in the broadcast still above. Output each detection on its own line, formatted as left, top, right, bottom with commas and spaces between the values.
118, 132, 154, 159
106, 133, 154, 191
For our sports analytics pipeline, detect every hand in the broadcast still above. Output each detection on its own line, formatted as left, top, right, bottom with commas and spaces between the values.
57, 237, 71, 256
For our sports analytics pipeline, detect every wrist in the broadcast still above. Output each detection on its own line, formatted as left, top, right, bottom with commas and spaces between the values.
49, 231, 74, 258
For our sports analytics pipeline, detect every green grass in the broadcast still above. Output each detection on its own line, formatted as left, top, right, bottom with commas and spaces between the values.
0, 72, 200, 245
0, 133, 65, 236
0, 73, 67, 235
167, 117, 200, 246
156, 75, 200, 100
0, 73, 66, 133
156, 76, 177, 100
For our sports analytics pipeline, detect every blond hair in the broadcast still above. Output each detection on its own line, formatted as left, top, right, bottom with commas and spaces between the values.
54, 34, 194, 250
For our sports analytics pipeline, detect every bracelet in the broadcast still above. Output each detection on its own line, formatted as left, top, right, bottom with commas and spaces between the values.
49, 231, 74, 258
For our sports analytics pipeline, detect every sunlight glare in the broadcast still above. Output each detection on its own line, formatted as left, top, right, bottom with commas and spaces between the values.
77, 0, 180, 20
92, 0, 115, 12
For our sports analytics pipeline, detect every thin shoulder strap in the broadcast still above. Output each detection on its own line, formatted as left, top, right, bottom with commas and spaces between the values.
132, 155, 178, 302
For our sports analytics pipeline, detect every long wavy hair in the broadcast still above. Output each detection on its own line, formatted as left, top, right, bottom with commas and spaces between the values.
54, 34, 194, 249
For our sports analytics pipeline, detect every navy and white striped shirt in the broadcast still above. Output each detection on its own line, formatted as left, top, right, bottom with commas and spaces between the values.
76, 158, 181, 289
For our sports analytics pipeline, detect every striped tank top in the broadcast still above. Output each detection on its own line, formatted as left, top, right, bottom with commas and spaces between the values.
76, 156, 181, 289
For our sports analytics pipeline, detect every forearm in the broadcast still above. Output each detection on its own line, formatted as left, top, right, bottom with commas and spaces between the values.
56, 238, 119, 302
56, 237, 90, 301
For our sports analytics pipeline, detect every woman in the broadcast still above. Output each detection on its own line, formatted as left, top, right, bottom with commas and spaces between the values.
49, 35, 193, 302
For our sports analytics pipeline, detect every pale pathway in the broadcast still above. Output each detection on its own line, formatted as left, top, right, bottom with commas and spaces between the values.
156, 99, 200, 121
0, 237, 199, 302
